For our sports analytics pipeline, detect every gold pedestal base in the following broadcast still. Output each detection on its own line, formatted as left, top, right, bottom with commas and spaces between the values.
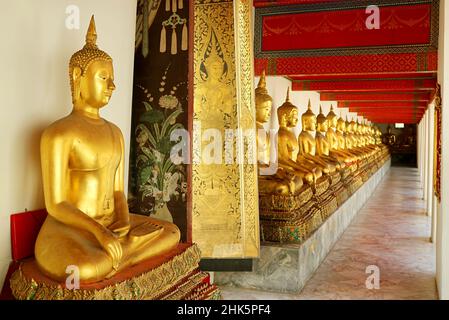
10, 244, 220, 300
260, 200, 322, 243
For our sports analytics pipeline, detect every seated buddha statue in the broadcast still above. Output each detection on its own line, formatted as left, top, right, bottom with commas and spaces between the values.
335, 115, 362, 162
298, 100, 336, 175
363, 123, 380, 152
345, 117, 367, 159
277, 89, 321, 185
375, 127, 383, 145
382, 125, 397, 147
35, 16, 180, 283
326, 106, 356, 164
255, 71, 303, 195
353, 120, 376, 156
315, 106, 343, 171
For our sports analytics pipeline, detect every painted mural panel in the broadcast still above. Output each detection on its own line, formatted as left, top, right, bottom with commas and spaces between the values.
129, 0, 189, 241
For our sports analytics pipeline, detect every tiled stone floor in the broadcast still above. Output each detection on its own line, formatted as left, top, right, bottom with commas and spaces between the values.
221, 167, 438, 300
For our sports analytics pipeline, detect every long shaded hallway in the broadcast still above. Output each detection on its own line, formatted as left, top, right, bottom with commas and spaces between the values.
222, 167, 437, 300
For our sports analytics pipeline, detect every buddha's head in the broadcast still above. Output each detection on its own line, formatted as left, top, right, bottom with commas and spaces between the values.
255, 70, 273, 124
357, 121, 362, 134
351, 120, 358, 134
346, 117, 353, 133
337, 113, 346, 132
326, 105, 338, 129
203, 40, 226, 81
69, 16, 115, 109
317, 106, 328, 133
277, 88, 299, 128
302, 99, 317, 131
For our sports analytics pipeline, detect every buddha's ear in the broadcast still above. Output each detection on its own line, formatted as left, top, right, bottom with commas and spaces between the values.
72, 67, 82, 102
72, 66, 82, 83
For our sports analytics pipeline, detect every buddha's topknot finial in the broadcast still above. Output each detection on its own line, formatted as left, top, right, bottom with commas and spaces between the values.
85, 15, 98, 49
256, 70, 268, 96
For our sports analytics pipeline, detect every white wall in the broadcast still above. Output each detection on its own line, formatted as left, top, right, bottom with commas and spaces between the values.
0, 0, 137, 289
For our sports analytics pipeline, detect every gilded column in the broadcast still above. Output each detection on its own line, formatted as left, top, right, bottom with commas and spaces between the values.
191, 0, 259, 258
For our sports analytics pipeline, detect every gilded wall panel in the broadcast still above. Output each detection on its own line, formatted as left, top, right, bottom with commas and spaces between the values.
192, 0, 259, 258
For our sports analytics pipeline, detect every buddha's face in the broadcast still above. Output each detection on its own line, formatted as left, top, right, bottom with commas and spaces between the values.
303, 115, 317, 131
77, 60, 115, 108
328, 116, 338, 128
346, 123, 352, 133
256, 100, 272, 123
337, 121, 345, 132
318, 119, 328, 132
207, 60, 224, 80
288, 109, 299, 127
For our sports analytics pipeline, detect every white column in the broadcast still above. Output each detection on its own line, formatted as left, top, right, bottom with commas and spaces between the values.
424, 111, 429, 201
427, 105, 435, 218
418, 120, 424, 186
417, 122, 421, 180
436, 0, 449, 300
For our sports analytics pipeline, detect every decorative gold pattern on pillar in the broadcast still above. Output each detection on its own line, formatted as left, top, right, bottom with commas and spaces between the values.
434, 83, 442, 202
192, 0, 259, 258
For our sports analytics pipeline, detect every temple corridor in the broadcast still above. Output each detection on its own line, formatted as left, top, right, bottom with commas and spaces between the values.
221, 167, 438, 300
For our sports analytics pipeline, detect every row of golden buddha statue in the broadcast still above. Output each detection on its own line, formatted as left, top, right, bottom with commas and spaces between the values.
255, 71, 390, 243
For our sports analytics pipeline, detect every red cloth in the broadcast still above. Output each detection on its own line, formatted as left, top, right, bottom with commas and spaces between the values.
261, 4, 431, 51
10, 209, 47, 261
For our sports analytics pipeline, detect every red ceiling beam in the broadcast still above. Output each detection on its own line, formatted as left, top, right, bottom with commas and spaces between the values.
288, 72, 437, 81
360, 111, 423, 115
338, 101, 428, 109
253, 0, 342, 7
320, 92, 432, 102
255, 52, 438, 76
292, 78, 436, 92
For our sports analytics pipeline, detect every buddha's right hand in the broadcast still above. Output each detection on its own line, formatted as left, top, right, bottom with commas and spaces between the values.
95, 228, 123, 270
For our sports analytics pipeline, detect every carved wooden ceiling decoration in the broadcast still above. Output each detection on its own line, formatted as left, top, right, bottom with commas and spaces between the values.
253, 0, 439, 124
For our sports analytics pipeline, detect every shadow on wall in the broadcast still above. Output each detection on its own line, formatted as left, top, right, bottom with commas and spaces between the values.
17, 124, 47, 213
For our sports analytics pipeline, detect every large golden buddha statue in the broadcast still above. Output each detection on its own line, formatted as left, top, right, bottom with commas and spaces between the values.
298, 100, 336, 175
35, 16, 180, 283
277, 90, 320, 185
255, 71, 303, 195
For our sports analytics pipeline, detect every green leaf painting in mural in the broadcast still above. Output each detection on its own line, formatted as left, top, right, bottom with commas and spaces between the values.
134, 64, 187, 213
139, 166, 153, 186
142, 101, 153, 111
161, 108, 183, 137
140, 109, 164, 124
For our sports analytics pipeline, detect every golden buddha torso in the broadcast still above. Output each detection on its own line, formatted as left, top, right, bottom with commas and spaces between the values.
298, 131, 316, 156
45, 114, 120, 223
316, 132, 329, 156
279, 127, 300, 161
327, 128, 339, 151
